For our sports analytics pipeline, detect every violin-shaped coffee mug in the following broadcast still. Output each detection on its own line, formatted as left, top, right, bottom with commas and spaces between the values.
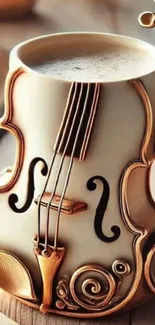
1, 32, 155, 318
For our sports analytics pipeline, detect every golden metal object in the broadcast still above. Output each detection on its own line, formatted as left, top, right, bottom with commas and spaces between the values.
128, 80, 153, 166
56, 279, 79, 310
0, 69, 24, 193
138, 11, 155, 28
33, 240, 65, 313
144, 245, 155, 294
69, 264, 117, 311
34, 193, 87, 215
0, 251, 37, 300
56, 260, 130, 312
112, 260, 130, 278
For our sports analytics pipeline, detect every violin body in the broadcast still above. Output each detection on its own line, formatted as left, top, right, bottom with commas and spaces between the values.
0, 33, 155, 318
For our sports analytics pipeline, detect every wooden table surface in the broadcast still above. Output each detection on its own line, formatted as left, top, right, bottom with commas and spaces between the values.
0, 0, 155, 324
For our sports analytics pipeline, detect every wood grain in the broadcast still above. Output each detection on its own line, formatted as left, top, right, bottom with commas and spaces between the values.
0, 0, 155, 324
0, 290, 129, 325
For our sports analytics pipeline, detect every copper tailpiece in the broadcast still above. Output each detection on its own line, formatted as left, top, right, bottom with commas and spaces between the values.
33, 239, 65, 313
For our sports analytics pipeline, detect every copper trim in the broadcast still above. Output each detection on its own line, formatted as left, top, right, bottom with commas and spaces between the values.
144, 245, 155, 293
0, 69, 24, 192
35, 192, 87, 215
148, 160, 155, 205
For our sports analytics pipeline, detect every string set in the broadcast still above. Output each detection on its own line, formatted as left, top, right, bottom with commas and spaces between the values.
37, 82, 99, 254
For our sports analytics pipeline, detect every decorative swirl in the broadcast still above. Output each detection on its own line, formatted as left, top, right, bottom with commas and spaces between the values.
56, 279, 79, 311
112, 260, 130, 278
69, 264, 116, 311
82, 279, 102, 298
87, 176, 121, 243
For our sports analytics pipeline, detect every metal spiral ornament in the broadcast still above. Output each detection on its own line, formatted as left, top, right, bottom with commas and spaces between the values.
69, 264, 117, 311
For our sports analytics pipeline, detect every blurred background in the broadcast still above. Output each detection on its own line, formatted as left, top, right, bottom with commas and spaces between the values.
0, 0, 155, 171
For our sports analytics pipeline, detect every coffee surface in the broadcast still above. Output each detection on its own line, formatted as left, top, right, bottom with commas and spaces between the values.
31, 47, 155, 82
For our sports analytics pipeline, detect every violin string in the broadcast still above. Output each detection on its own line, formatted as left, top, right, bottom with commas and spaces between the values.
44, 83, 84, 251
37, 82, 76, 244
54, 83, 77, 152
53, 83, 91, 250
80, 84, 100, 160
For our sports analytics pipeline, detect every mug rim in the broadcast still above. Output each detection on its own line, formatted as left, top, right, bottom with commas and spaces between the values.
10, 31, 155, 84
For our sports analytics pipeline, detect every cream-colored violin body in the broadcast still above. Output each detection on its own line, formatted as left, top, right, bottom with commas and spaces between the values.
1, 33, 155, 318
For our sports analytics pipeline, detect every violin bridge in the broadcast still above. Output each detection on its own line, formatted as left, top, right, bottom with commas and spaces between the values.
34, 193, 87, 215
33, 239, 65, 313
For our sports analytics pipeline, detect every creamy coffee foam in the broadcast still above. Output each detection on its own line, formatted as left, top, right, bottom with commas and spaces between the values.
31, 46, 155, 82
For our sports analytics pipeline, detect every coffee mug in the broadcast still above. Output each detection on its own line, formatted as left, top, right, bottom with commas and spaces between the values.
0, 32, 155, 318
